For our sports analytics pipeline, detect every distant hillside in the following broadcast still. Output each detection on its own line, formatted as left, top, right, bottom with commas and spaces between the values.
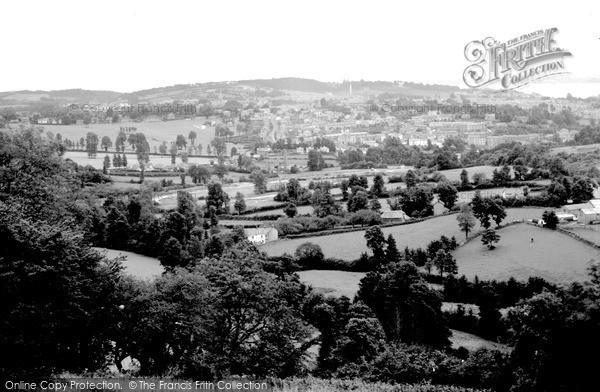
0, 89, 122, 105
0, 78, 462, 107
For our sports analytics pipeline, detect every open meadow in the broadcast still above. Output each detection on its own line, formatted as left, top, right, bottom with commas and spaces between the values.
94, 248, 163, 280
47, 118, 221, 151
64, 151, 214, 169
297, 270, 364, 298
453, 224, 599, 283
260, 208, 547, 260
438, 165, 505, 182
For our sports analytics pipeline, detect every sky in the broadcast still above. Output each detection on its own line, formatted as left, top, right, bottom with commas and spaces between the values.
1, 0, 599, 95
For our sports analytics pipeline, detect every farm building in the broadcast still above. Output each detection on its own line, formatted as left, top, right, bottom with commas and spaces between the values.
579, 208, 600, 224
244, 227, 278, 244
381, 210, 409, 221
563, 200, 600, 224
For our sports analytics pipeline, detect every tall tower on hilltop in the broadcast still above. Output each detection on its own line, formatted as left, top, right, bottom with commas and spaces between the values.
349, 82, 353, 95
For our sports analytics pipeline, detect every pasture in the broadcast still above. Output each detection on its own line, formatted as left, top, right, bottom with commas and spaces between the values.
297, 270, 365, 298
551, 143, 600, 154
562, 225, 600, 246
261, 208, 546, 261
453, 224, 599, 283
439, 165, 505, 182
47, 118, 221, 152
95, 248, 163, 280
64, 151, 213, 169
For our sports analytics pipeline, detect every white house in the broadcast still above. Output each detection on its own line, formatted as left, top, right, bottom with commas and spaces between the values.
244, 227, 279, 244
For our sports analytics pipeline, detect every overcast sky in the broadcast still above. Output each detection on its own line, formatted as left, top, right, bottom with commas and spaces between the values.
1, 0, 599, 93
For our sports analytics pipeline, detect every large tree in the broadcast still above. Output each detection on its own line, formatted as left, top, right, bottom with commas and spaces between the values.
85, 132, 99, 158
456, 203, 476, 239
101, 135, 113, 152
437, 182, 458, 210
357, 262, 450, 347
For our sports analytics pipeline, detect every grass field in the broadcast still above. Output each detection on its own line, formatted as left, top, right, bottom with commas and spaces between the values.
551, 143, 600, 154
453, 224, 599, 283
261, 208, 547, 261
95, 248, 163, 280
449, 329, 511, 353
438, 165, 504, 182
562, 225, 600, 246
64, 151, 214, 169
47, 118, 222, 151
297, 270, 365, 298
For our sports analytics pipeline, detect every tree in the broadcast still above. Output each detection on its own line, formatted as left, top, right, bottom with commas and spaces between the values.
158, 236, 187, 271
365, 226, 386, 264
385, 234, 401, 263
432, 249, 458, 276
283, 203, 298, 218
170, 142, 178, 164
472, 172, 487, 185
307, 150, 325, 171
437, 182, 458, 210
294, 242, 324, 268
188, 130, 197, 146
472, 192, 506, 228
159, 141, 168, 155
311, 188, 341, 218
250, 170, 267, 194
103, 154, 111, 174
206, 182, 229, 214
188, 164, 212, 185
370, 174, 386, 197
0, 215, 121, 373
234, 192, 246, 215
104, 206, 130, 249
211, 138, 227, 161
542, 210, 559, 229
113, 153, 120, 168
395, 185, 434, 218
456, 203, 476, 239
460, 169, 470, 188
116, 130, 127, 152
176, 134, 187, 149
347, 190, 369, 213
481, 229, 501, 249
85, 132, 99, 158
101, 136, 112, 152
404, 170, 417, 188
212, 164, 228, 179
122, 154, 128, 167
571, 177, 594, 203
177, 190, 199, 231
369, 198, 382, 213
357, 262, 450, 347
129, 133, 150, 182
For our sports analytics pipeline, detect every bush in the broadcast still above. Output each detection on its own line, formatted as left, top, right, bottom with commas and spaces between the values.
294, 242, 325, 268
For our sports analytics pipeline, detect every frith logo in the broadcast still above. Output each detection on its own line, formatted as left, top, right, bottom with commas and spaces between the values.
463, 28, 572, 90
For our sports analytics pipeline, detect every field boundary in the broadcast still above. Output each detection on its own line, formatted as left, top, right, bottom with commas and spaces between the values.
556, 227, 600, 250
458, 220, 527, 247
280, 211, 460, 239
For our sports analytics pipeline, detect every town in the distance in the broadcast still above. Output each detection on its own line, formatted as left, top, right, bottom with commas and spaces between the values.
1, 77, 599, 392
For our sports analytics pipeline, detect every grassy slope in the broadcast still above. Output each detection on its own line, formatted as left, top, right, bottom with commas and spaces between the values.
95, 247, 163, 280
453, 224, 599, 283
261, 208, 546, 260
